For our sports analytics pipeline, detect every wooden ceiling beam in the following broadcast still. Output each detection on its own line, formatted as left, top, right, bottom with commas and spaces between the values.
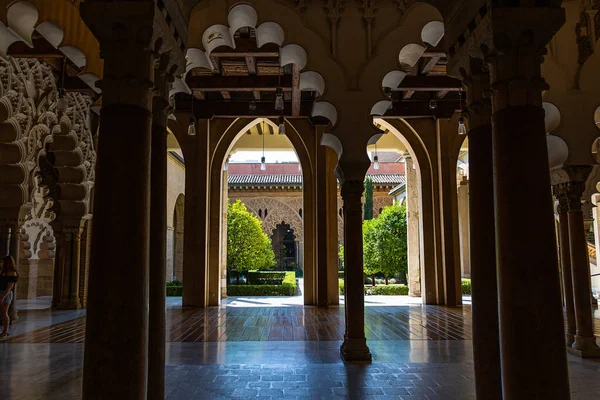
291, 64, 301, 117
253, 90, 261, 100
177, 98, 314, 119
220, 91, 231, 100
211, 39, 279, 58
384, 99, 459, 119
392, 75, 462, 92
436, 90, 449, 99
403, 90, 415, 100
186, 74, 293, 91
245, 56, 257, 75
420, 56, 441, 75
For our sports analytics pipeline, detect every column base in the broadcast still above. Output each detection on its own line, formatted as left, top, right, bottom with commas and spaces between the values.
340, 337, 372, 363
569, 336, 600, 358
409, 291, 421, 298
56, 299, 82, 310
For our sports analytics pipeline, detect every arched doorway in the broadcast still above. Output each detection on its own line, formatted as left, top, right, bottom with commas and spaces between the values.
219, 118, 312, 305
271, 223, 297, 269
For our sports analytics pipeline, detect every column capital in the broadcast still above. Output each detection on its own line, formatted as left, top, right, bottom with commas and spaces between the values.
447, 6, 564, 113
460, 57, 492, 131
554, 181, 587, 212
81, 1, 185, 110
153, 55, 175, 128
340, 180, 364, 206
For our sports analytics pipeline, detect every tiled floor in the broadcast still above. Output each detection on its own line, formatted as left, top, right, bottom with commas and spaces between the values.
2, 298, 600, 399
2, 341, 600, 399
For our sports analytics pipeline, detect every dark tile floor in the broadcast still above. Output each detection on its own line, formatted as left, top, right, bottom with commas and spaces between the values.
2, 341, 600, 399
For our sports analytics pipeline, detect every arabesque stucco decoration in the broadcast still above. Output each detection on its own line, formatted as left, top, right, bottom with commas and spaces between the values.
0, 57, 96, 258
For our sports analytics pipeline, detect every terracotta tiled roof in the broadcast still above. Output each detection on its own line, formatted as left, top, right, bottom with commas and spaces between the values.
228, 174, 405, 187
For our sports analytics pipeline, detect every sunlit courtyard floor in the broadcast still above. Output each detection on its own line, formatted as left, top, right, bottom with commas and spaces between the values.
1, 296, 600, 399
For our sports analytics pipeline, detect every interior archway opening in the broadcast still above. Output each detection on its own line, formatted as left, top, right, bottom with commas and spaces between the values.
223, 118, 307, 307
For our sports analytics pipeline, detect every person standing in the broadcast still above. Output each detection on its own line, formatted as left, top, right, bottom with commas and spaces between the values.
0, 255, 18, 340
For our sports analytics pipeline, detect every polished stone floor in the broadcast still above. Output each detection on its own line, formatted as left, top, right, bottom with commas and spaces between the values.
2, 298, 600, 399
2, 341, 600, 399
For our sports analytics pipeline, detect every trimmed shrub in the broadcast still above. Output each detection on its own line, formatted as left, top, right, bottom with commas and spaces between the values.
338, 279, 345, 295
228, 272, 296, 296
167, 280, 182, 287
166, 286, 182, 296
366, 284, 409, 296
247, 270, 287, 285
338, 271, 344, 280
461, 278, 472, 295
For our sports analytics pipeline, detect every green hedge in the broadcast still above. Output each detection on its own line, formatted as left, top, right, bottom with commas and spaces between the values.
461, 278, 471, 295
338, 279, 345, 295
247, 270, 287, 285
228, 272, 296, 296
365, 285, 408, 296
166, 286, 182, 296
366, 284, 409, 296
338, 271, 344, 280
166, 280, 182, 296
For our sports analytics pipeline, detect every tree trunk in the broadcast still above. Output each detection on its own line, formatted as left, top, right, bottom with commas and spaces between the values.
236, 272, 240, 285
371, 275, 376, 287
385, 276, 389, 285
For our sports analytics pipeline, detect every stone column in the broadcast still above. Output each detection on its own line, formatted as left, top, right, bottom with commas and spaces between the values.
148, 58, 173, 400
53, 222, 85, 309
553, 186, 576, 346
181, 120, 209, 308
479, 6, 570, 396
221, 168, 228, 299
457, 177, 470, 278
80, 3, 161, 398
326, 147, 340, 306
340, 179, 371, 362
563, 171, 600, 357
316, 143, 330, 307
461, 58, 501, 400
404, 155, 421, 297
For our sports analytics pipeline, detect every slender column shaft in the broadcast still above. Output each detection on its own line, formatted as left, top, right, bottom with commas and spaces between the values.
457, 178, 470, 278
54, 226, 83, 309
221, 169, 228, 299
468, 124, 501, 400
182, 121, 209, 308
566, 179, 600, 356
148, 74, 169, 400
340, 180, 371, 362
492, 105, 569, 397
8, 225, 21, 321
554, 192, 576, 346
404, 156, 421, 296
316, 144, 329, 307
474, 11, 571, 393
80, 10, 155, 397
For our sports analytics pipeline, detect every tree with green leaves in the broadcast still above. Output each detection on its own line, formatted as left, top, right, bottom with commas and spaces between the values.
362, 218, 380, 285
364, 177, 374, 220
338, 244, 345, 269
227, 200, 275, 284
362, 204, 408, 285
374, 205, 408, 284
